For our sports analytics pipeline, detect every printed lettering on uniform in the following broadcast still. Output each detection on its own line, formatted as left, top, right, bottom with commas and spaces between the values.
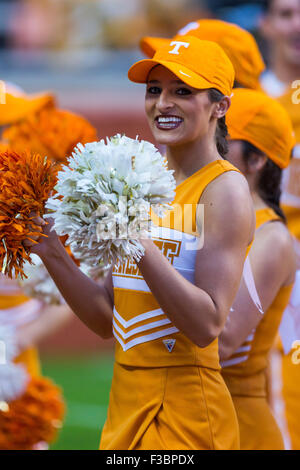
113, 237, 182, 279
168, 41, 190, 55
163, 339, 176, 352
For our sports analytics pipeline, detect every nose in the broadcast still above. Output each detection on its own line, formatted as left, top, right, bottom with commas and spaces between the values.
156, 89, 174, 113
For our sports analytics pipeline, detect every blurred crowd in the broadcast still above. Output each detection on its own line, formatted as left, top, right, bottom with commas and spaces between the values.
0, 0, 266, 53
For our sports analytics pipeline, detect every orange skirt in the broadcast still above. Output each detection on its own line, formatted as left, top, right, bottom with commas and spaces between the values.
100, 362, 239, 450
232, 395, 284, 450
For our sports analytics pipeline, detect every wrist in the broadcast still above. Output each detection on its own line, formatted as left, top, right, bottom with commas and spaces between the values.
37, 236, 64, 263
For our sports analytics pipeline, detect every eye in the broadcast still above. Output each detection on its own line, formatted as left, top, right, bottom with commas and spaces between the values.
279, 8, 293, 19
146, 86, 161, 95
176, 87, 192, 96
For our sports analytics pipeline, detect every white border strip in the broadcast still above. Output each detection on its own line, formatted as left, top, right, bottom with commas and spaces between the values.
113, 326, 179, 351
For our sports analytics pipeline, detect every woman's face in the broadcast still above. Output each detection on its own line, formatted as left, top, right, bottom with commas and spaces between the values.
227, 140, 248, 175
145, 65, 216, 147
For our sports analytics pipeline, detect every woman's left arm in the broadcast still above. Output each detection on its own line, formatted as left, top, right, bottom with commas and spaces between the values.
138, 171, 255, 348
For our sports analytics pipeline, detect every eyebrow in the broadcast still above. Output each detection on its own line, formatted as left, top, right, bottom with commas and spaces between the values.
147, 79, 186, 85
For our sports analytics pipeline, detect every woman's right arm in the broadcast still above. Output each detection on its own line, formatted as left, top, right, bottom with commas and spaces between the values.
28, 218, 114, 339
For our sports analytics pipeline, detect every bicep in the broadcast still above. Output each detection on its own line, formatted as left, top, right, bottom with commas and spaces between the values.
194, 181, 254, 327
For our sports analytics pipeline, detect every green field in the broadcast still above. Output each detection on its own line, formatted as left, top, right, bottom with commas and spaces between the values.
41, 353, 114, 450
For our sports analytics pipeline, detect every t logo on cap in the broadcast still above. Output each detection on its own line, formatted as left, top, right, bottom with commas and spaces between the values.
168, 41, 190, 55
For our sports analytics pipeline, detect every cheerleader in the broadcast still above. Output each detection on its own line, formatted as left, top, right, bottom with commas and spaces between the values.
219, 88, 296, 450
25, 37, 255, 450
0, 85, 97, 449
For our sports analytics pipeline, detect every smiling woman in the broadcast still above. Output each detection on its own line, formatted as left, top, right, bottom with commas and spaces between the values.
24, 36, 255, 450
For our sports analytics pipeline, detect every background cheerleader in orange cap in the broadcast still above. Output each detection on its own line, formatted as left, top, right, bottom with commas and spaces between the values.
260, 0, 300, 450
139, 18, 266, 90
24, 36, 255, 450
0, 84, 98, 450
218, 88, 296, 450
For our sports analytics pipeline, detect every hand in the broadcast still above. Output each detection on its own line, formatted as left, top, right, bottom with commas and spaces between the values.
23, 214, 60, 259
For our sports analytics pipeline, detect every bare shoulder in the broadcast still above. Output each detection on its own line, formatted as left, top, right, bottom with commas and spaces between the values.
199, 169, 255, 245
255, 220, 296, 285
257, 220, 295, 258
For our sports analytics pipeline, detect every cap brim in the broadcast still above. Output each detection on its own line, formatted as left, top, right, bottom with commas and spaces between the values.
128, 58, 216, 91
0, 92, 55, 125
140, 37, 170, 58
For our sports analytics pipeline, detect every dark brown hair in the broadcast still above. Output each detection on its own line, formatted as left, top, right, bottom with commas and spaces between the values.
208, 88, 229, 158
242, 140, 286, 222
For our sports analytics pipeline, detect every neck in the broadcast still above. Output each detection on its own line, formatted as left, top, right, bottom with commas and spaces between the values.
270, 50, 300, 84
166, 132, 221, 186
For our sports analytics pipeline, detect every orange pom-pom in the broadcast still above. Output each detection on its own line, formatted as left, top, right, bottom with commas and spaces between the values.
3, 108, 98, 163
0, 376, 65, 450
0, 151, 58, 279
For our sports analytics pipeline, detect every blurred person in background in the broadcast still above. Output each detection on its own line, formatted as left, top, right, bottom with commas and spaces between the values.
140, 18, 266, 90
219, 88, 296, 450
260, 0, 300, 450
0, 85, 98, 449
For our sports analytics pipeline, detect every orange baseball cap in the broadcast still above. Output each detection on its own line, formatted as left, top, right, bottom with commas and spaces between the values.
0, 85, 55, 125
140, 19, 265, 90
128, 36, 235, 97
227, 88, 295, 169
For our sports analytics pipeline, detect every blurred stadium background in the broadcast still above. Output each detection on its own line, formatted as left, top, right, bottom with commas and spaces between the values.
0, 0, 269, 449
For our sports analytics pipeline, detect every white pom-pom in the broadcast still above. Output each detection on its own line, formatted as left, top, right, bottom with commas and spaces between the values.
0, 362, 29, 402
46, 135, 175, 276
0, 325, 19, 363
20, 254, 64, 305
0, 326, 29, 403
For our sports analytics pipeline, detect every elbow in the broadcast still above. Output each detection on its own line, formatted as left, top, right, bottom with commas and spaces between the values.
98, 321, 113, 340
193, 325, 221, 348
193, 312, 224, 349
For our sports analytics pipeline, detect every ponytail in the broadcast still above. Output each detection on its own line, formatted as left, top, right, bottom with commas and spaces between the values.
242, 141, 286, 222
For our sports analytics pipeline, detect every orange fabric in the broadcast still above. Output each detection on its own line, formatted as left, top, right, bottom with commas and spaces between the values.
140, 19, 265, 90
232, 396, 284, 450
100, 363, 239, 450
281, 350, 300, 449
0, 91, 54, 126
129, 36, 234, 96
14, 347, 41, 377
227, 88, 295, 169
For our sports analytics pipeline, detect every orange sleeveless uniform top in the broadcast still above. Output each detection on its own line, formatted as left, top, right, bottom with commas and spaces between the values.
277, 89, 300, 241
0, 275, 41, 377
221, 208, 293, 396
112, 160, 241, 369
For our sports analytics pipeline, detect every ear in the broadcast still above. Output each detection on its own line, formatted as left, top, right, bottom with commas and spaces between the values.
247, 152, 268, 173
212, 96, 231, 119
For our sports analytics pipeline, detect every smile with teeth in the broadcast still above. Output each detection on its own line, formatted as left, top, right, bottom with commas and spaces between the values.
155, 115, 183, 130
